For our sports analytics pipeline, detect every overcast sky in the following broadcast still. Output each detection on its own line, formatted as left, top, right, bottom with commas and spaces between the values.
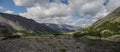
0, 0, 120, 27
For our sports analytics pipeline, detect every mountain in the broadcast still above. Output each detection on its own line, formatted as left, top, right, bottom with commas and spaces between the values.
43, 23, 82, 32
73, 7, 120, 38
0, 13, 58, 35
90, 7, 120, 33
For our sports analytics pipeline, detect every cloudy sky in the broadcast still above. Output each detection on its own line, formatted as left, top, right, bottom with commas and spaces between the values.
0, 0, 120, 27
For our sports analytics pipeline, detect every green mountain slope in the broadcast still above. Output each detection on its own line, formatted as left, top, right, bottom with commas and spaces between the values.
90, 7, 120, 35
73, 7, 120, 38
92, 7, 120, 29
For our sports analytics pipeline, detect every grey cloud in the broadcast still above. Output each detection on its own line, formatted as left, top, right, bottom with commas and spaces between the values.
14, 0, 120, 27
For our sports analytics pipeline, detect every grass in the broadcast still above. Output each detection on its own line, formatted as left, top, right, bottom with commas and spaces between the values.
63, 32, 74, 35
81, 35, 120, 41
105, 35, 120, 41
60, 48, 67, 52
22, 34, 54, 38
106, 35, 120, 38
0, 37, 4, 40
87, 39, 102, 46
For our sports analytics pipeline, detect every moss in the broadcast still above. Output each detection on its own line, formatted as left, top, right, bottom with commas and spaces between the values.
60, 48, 67, 52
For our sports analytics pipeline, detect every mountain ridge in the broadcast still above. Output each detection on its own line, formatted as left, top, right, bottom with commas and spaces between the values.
0, 12, 58, 35
43, 23, 82, 32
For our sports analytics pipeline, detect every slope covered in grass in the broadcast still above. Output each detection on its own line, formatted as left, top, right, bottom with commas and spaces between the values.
73, 7, 120, 38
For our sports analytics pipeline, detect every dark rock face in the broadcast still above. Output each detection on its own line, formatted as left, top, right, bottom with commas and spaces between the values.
0, 23, 15, 36
0, 22, 14, 30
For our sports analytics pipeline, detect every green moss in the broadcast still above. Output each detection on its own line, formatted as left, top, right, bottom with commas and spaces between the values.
60, 48, 67, 52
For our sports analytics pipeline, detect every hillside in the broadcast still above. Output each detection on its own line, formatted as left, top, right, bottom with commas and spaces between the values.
89, 7, 120, 37
73, 7, 120, 38
91, 7, 120, 31
0, 13, 58, 36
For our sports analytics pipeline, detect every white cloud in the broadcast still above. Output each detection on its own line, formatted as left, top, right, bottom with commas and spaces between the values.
106, 0, 120, 11
4, 10, 14, 14
13, 0, 50, 6
13, 0, 35, 6
19, 2, 72, 24
0, 6, 3, 9
80, 2, 104, 16
21, 3, 71, 18
13, 0, 120, 27
69, 0, 105, 15
68, 18, 97, 27
94, 8, 110, 19
37, 16, 72, 24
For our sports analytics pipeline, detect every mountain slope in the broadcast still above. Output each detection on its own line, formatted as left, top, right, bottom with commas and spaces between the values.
44, 23, 82, 32
92, 7, 120, 27
0, 13, 58, 35
73, 7, 120, 38
91, 7, 120, 33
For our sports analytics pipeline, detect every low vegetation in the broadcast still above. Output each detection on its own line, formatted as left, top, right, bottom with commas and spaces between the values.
73, 18, 120, 39
73, 7, 120, 39
0, 26, 21, 40
60, 48, 67, 52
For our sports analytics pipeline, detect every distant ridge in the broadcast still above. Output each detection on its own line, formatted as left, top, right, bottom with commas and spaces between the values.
43, 23, 82, 32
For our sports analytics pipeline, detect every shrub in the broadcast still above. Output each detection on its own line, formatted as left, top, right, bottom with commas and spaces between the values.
60, 48, 66, 52
0, 29, 11, 36
53, 33, 63, 36
2, 35, 21, 40
73, 31, 87, 38
0, 28, 21, 40
100, 29, 113, 38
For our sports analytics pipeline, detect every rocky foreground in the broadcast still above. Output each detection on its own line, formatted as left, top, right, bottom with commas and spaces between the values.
0, 36, 120, 52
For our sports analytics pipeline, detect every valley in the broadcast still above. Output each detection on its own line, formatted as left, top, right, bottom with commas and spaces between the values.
0, 4, 120, 52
